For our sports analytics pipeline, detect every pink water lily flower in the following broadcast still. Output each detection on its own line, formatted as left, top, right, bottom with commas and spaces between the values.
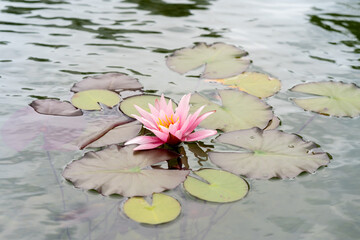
125, 94, 217, 150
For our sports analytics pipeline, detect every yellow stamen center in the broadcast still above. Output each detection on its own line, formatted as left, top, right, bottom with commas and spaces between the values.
157, 115, 179, 128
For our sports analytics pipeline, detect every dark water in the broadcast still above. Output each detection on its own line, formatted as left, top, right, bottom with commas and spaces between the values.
0, 0, 359, 239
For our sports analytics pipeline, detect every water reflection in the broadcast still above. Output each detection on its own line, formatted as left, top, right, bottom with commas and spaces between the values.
124, 0, 213, 17
309, 3, 360, 70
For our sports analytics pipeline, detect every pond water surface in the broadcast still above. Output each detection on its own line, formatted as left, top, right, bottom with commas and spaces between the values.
0, 0, 359, 239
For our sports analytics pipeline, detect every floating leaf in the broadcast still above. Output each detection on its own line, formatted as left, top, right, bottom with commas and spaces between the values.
71, 73, 143, 93
120, 94, 177, 117
183, 169, 248, 203
71, 89, 120, 110
166, 42, 250, 79
190, 90, 273, 132
29, 99, 82, 116
85, 121, 142, 148
263, 116, 281, 130
209, 128, 330, 179
209, 72, 281, 98
123, 193, 181, 224
63, 145, 189, 197
291, 81, 360, 117
73, 116, 142, 149
1, 106, 86, 151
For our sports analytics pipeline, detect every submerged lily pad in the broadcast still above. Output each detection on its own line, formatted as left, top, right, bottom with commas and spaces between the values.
123, 193, 181, 224
62, 145, 189, 197
71, 73, 143, 93
209, 128, 330, 179
190, 90, 273, 132
209, 72, 281, 98
291, 81, 360, 117
184, 169, 248, 203
29, 99, 83, 116
166, 42, 250, 79
120, 94, 177, 117
71, 89, 120, 110
1, 106, 86, 151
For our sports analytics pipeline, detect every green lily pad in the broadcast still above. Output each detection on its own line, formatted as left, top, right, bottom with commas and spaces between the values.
71, 89, 120, 110
62, 145, 189, 197
119, 94, 177, 117
210, 72, 281, 98
29, 99, 83, 116
166, 42, 250, 79
190, 90, 273, 132
183, 169, 248, 203
209, 128, 330, 179
123, 193, 181, 224
71, 73, 143, 93
291, 81, 360, 117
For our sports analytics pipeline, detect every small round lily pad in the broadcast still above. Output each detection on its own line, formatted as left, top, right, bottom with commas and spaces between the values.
291, 81, 360, 117
119, 94, 177, 117
123, 193, 181, 224
71, 89, 120, 110
183, 169, 249, 203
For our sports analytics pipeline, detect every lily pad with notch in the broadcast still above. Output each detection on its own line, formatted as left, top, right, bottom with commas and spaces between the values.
190, 90, 274, 132
123, 193, 181, 224
209, 72, 281, 98
290, 81, 360, 117
120, 94, 177, 118
62, 145, 190, 197
183, 169, 248, 203
71, 73, 143, 93
29, 99, 83, 116
209, 128, 331, 179
166, 42, 250, 79
73, 116, 142, 149
71, 89, 120, 110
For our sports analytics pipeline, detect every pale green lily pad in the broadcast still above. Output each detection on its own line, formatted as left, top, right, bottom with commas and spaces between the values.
209, 72, 281, 98
62, 145, 189, 197
166, 42, 250, 79
190, 90, 273, 132
120, 94, 177, 117
183, 169, 248, 203
123, 193, 181, 224
291, 81, 360, 117
209, 128, 330, 179
71, 73, 143, 93
71, 89, 120, 110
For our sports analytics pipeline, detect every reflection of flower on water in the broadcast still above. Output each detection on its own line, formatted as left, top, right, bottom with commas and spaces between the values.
1, 106, 86, 151
125, 94, 217, 150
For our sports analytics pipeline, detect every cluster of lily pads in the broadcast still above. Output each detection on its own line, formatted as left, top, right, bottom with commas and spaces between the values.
23, 42, 360, 225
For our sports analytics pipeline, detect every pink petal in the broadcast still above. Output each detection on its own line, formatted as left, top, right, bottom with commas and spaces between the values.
131, 114, 158, 130
165, 99, 175, 117
133, 142, 164, 150
148, 104, 159, 117
180, 105, 205, 134
125, 136, 163, 145
184, 129, 218, 142
134, 105, 158, 125
149, 128, 169, 142
159, 94, 168, 110
184, 110, 215, 136
175, 93, 191, 123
